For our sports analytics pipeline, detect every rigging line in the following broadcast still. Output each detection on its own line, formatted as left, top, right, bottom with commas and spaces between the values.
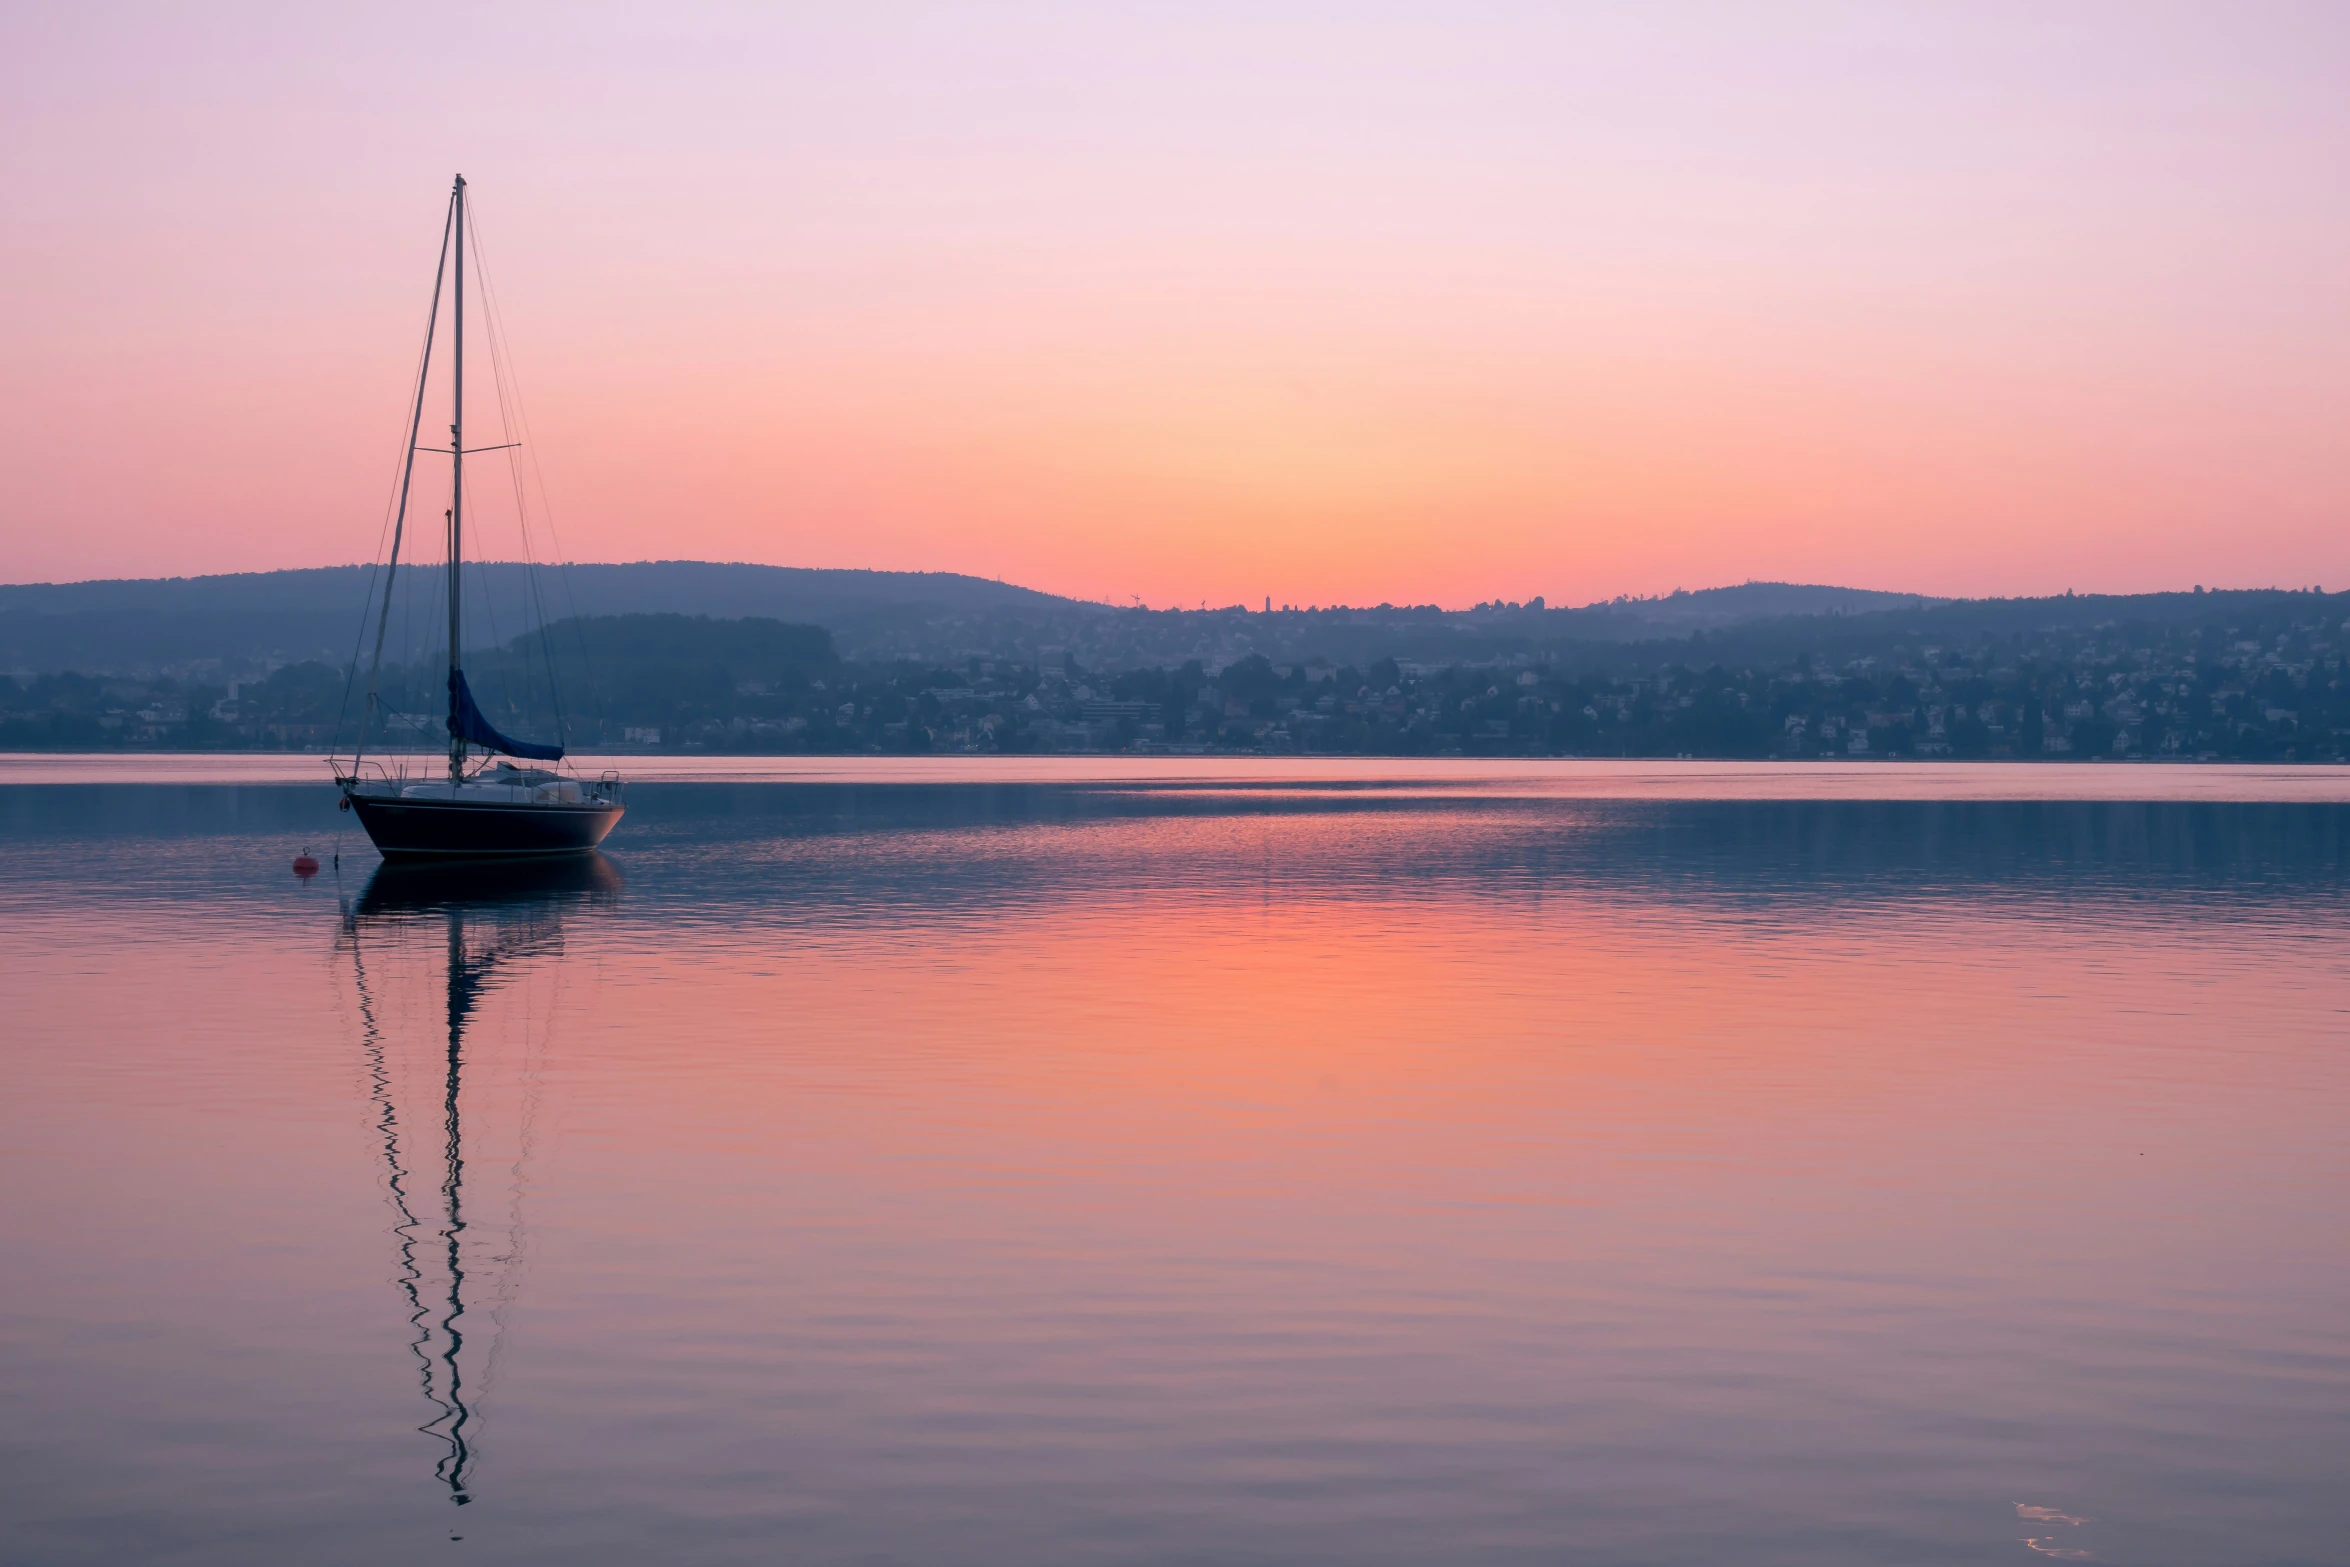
465, 201, 603, 740
457, 466, 514, 726
400, 560, 424, 750
487, 267, 567, 750
332, 574, 379, 760
338, 190, 457, 764
466, 228, 537, 638
334, 371, 424, 755
482, 301, 557, 745
468, 210, 570, 750
454, 208, 541, 740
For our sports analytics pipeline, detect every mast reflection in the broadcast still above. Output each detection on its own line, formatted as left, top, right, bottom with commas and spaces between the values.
338, 855, 621, 1507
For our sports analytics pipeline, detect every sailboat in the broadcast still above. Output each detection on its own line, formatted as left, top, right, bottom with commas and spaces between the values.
333, 174, 624, 858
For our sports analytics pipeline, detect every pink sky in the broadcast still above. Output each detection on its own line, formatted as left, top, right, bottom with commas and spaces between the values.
3, 3, 2347, 608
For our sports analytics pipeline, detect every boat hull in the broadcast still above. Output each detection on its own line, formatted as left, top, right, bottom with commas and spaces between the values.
347, 792, 623, 859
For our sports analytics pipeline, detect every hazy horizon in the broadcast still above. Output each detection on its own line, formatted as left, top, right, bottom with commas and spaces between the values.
3, 557, 2335, 614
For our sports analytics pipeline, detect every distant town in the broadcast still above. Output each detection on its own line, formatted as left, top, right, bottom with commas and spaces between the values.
4, 568, 2346, 760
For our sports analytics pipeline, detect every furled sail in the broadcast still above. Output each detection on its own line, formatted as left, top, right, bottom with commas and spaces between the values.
447, 669, 564, 761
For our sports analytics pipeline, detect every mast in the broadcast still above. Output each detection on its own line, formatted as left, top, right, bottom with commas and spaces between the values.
448, 173, 468, 783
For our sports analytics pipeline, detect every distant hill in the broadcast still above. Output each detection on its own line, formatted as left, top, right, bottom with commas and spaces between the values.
0, 559, 1067, 618
0, 561, 1087, 676
15, 561, 2311, 685
1565, 582, 1940, 631
14, 581, 2343, 762
521, 613, 836, 668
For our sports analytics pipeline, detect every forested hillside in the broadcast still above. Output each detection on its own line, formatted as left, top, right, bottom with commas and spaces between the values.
8, 586, 2349, 761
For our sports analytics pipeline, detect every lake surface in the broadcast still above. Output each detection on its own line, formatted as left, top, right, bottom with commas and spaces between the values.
3, 762, 2346, 1565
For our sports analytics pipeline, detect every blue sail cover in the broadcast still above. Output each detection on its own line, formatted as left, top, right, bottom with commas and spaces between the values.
447, 668, 564, 761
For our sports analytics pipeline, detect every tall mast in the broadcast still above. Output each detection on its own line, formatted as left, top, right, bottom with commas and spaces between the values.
448, 173, 467, 783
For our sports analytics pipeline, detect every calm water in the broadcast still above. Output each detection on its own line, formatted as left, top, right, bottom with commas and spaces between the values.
3, 763, 2347, 1565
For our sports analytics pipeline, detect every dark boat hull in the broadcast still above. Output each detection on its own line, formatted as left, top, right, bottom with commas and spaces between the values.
347, 793, 623, 858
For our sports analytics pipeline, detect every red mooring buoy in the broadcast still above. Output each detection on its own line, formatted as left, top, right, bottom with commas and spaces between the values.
292, 852, 320, 879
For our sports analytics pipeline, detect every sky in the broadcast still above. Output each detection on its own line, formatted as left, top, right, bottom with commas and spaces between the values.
2, 2, 2347, 609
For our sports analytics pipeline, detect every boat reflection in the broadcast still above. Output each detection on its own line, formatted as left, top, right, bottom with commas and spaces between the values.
352, 852, 625, 918
336, 853, 620, 1508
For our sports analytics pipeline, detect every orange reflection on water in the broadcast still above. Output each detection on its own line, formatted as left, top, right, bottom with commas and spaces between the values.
4, 790, 2348, 1562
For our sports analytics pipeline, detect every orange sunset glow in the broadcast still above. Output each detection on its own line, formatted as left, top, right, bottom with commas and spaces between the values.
6, 5, 2349, 602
